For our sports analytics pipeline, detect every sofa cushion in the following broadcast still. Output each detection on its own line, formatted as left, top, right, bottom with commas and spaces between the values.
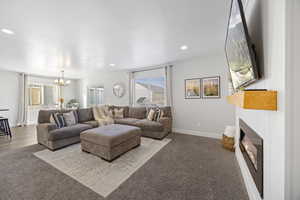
38, 110, 59, 124
77, 108, 94, 122
128, 107, 146, 119
134, 119, 164, 132
83, 120, 98, 128
160, 106, 172, 118
48, 124, 92, 141
114, 118, 139, 126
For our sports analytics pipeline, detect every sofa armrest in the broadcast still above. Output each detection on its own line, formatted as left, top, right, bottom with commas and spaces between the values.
36, 123, 57, 144
158, 117, 172, 133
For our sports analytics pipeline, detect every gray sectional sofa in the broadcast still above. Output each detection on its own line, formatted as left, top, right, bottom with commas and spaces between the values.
36, 106, 172, 150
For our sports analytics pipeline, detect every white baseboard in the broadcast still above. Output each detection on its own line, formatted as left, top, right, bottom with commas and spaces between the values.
236, 148, 261, 200
173, 128, 221, 139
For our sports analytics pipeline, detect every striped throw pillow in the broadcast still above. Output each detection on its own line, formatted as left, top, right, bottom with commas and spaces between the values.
52, 113, 67, 128
155, 108, 164, 121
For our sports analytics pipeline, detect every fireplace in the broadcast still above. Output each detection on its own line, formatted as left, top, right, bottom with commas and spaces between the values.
239, 119, 263, 198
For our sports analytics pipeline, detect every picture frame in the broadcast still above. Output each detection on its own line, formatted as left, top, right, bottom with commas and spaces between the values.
185, 78, 201, 99
201, 76, 221, 99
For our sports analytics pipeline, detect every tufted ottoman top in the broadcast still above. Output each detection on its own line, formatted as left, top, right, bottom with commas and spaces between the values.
80, 124, 141, 148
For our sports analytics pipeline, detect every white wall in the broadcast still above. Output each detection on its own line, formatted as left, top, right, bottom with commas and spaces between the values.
172, 56, 235, 137
234, 0, 286, 200
285, 1, 300, 199
0, 70, 19, 126
79, 70, 130, 107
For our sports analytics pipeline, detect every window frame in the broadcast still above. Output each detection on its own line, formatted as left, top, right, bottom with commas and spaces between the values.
87, 87, 104, 107
132, 70, 167, 107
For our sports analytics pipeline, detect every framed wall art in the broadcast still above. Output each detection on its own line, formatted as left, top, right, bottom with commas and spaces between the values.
185, 78, 201, 99
201, 76, 221, 99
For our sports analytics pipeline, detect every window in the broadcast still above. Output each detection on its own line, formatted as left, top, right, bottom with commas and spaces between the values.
87, 87, 104, 107
133, 68, 166, 106
28, 84, 59, 106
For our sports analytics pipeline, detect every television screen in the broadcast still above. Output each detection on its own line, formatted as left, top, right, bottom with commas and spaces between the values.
225, 0, 259, 90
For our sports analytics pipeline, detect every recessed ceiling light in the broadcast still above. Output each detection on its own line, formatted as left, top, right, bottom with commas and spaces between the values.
1, 28, 15, 35
109, 63, 116, 67
180, 45, 188, 50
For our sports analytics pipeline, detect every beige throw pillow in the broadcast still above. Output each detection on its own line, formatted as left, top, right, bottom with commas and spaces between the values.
114, 108, 124, 119
147, 109, 156, 121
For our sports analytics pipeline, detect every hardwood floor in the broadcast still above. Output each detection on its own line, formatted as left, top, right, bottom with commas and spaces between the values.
0, 125, 37, 152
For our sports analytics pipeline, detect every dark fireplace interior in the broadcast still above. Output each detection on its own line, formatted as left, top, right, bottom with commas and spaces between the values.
239, 119, 264, 198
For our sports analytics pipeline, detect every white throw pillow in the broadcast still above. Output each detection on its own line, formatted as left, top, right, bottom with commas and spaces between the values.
63, 111, 77, 126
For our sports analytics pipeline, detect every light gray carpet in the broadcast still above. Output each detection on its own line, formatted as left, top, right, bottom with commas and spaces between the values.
0, 133, 249, 200
34, 137, 171, 198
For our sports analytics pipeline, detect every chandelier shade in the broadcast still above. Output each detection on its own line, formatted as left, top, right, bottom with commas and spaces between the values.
54, 70, 71, 86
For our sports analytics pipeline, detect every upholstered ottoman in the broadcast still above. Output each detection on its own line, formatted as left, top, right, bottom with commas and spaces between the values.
80, 124, 141, 161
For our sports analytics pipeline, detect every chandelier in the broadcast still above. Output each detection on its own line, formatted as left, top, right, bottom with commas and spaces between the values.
54, 70, 71, 86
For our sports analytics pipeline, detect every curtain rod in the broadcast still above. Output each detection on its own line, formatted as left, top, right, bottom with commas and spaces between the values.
129, 64, 173, 73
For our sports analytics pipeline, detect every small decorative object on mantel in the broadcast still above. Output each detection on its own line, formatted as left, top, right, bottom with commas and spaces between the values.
201, 76, 221, 98
113, 83, 125, 98
185, 78, 201, 99
222, 126, 235, 152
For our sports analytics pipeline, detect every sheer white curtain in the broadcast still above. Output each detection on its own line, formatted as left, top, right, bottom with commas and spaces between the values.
165, 65, 173, 106
128, 72, 134, 106
17, 73, 28, 126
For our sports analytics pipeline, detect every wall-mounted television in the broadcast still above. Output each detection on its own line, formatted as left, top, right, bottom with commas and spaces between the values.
225, 0, 259, 90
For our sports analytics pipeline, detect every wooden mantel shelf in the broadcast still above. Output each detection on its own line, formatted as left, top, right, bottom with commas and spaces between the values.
227, 90, 277, 111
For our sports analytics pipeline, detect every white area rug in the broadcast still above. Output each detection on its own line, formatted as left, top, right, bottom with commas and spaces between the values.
34, 137, 171, 198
